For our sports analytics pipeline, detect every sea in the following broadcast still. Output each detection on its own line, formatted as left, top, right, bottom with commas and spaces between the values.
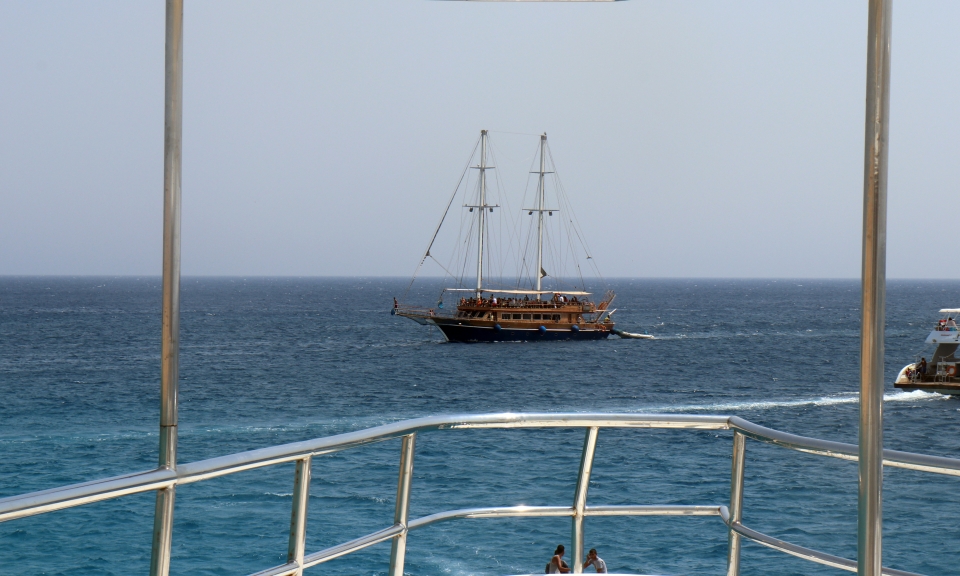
2, 277, 959, 576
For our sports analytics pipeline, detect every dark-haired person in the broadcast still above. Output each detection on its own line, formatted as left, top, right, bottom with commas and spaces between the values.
583, 548, 607, 573
546, 544, 570, 573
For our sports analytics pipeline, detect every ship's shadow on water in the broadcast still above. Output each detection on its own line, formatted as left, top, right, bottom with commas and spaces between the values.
1, 277, 960, 575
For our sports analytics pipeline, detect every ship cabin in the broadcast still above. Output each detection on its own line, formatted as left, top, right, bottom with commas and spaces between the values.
453, 290, 614, 325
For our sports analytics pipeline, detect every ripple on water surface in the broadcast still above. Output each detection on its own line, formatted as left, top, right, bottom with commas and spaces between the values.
1, 278, 960, 575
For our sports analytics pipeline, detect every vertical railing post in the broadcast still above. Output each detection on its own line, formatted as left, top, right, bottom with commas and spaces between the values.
389, 433, 417, 576
571, 427, 599, 574
859, 2, 892, 576
287, 456, 312, 575
725, 431, 746, 576
150, 1, 183, 575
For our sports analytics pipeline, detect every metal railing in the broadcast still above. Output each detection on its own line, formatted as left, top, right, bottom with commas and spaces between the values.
2, 412, 957, 575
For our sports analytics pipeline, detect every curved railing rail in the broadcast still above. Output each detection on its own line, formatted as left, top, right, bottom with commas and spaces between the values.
0, 412, 953, 575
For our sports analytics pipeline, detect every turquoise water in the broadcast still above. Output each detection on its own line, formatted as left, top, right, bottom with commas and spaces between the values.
1, 277, 959, 575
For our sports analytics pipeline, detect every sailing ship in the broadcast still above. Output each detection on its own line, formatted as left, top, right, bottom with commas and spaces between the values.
394, 130, 616, 342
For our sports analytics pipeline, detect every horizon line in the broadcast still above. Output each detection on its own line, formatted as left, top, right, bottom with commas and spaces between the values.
2, 274, 959, 282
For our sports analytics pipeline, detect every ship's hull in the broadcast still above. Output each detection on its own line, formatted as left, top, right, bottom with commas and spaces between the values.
894, 362, 960, 395
433, 321, 611, 343
894, 382, 960, 395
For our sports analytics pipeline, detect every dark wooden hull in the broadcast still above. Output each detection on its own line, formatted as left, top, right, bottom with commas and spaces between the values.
433, 320, 611, 343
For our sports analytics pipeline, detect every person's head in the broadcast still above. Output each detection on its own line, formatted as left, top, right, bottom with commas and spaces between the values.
922, 357, 927, 362
554, 545, 565, 556
588, 549, 597, 559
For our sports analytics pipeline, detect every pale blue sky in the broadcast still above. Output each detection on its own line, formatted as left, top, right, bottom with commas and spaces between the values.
1, 1, 958, 278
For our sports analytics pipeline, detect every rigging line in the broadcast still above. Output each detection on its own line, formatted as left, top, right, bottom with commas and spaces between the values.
555, 174, 587, 291
489, 136, 539, 173
541, 141, 591, 292
515, 137, 542, 290
457, 219, 474, 290
429, 254, 462, 284
448, 149, 482, 290
487, 129, 543, 137
496, 147, 516, 285
542, 220, 555, 289
402, 135, 481, 301
518, 213, 536, 290
548, 146, 596, 262
546, 145, 606, 288
450, 165, 475, 279
485, 139, 506, 287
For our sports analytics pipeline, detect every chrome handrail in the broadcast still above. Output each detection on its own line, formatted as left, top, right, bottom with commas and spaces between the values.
0, 412, 947, 575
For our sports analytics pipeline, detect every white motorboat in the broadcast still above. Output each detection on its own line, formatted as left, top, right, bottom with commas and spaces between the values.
894, 308, 960, 394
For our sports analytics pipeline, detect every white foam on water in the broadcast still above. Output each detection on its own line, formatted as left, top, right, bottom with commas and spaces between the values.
629, 389, 947, 414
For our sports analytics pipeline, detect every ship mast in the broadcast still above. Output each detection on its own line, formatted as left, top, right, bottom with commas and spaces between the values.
476, 130, 487, 294
535, 133, 546, 296
524, 134, 556, 298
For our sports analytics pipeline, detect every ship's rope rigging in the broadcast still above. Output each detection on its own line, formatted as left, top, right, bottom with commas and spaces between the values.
401, 136, 480, 302
546, 144, 606, 286
401, 132, 609, 307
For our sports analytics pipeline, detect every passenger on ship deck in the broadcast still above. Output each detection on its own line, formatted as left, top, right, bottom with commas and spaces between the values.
546, 545, 570, 574
582, 549, 607, 573
948, 317, 958, 330
918, 358, 928, 379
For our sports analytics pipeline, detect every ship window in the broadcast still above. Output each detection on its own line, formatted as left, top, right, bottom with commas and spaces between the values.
552, 314, 561, 321
522, 314, 531, 320
533, 314, 542, 320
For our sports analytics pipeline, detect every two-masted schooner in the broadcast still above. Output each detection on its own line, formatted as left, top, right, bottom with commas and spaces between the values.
394, 130, 615, 342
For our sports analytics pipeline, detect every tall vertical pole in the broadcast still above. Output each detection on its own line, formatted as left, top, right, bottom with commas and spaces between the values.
476, 130, 487, 294
150, 1, 183, 575
858, 2, 892, 575
535, 133, 546, 295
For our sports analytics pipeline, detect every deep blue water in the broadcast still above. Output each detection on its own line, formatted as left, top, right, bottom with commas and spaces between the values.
2, 277, 960, 576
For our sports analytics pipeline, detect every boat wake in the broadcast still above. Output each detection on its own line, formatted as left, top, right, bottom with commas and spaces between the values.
630, 389, 947, 414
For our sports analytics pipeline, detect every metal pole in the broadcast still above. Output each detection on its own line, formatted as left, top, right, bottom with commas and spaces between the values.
535, 133, 546, 295
725, 431, 746, 576
150, 0, 183, 574
571, 427, 599, 574
389, 433, 417, 576
858, 2, 892, 575
476, 130, 487, 294
287, 457, 312, 575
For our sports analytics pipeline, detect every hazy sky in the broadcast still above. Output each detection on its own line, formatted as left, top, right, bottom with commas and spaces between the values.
1, 1, 958, 278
